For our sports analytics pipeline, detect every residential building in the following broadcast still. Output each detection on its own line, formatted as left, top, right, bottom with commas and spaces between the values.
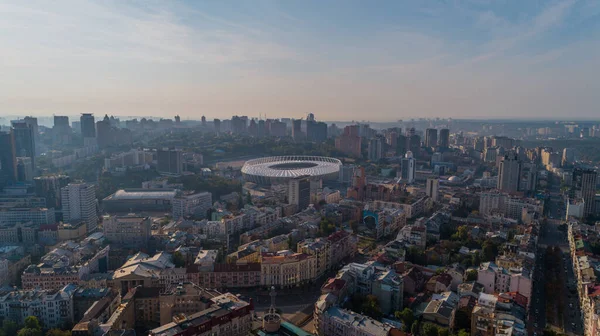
0, 207, 55, 226
0, 284, 77, 329
425, 128, 438, 148
368, 137, 384, 161
497, 153, 521, 193
186, 263, 262, 289
159, 282, 220, 325
426, 178, 439, 202
572, 168, 597, 217
110, 252, 183, 294
400, 151, 416, 184
438, 129, 450, 148
172, 191, 212, 220
289, 176, 311, 211
11, 122, 36, 169
315, 296, 392, 336
157, 148, 183, 175
261, 252, 317, 287
335, 125, 362, 157
0, 130, 17, 187
396, 224, 427, 248
34, 175, 70, 209
80, 113, 96, 138
102, 214, 151, 248
62, 183, 98, 233
149, 292, 253, 336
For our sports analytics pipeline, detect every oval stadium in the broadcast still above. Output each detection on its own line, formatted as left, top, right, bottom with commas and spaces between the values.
242, 156, 342, 185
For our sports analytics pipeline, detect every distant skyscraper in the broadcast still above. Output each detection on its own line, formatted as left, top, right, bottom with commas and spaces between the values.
425, 128, 438, 148
426, 178, 439, 202
573, 168, 597, 217
367, 137, 384, 161
80, 113, 96, 138
438, 128, 450, 148
497, 153, 522, 193
292, 119, 304, 141
400, 151, 416, 184
269, 120, 287, 137
288, 176, 310, 211
307, 113, 315, 122
213, 119, 221, 134
61, 183, 98, 233
157, 149, 183, 175
562, 148, 575, 167
307, 121, 328, 142
54, 116, 69, 128
11, 122, 36, 170
335, 125, 362, 157
175, 115, 181, 124
396, 134, 407, 155
34, 175, 70, 209
0, 130, 17, 187
201, 116, 206, 127
408, 134, 420, 155
96, 115, 112, 148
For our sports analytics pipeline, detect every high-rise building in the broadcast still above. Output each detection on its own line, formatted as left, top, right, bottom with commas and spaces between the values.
573, 168, 597, 217
292, 119, 304, 141
61, 183, 98, 233
80, 113, 96, 138
53, 116, 72, 145
335, 126, 362, 158
307, 121, 328, 142
368, 137, 384, 161
562, 148, 575, 167
16, 157, 33, 182
408, 134, 421, 155
438, 128, 450, 148
213, 118, 221, 133
396, 134, 407, 155
157, 149, 183, 175
288, 176, 310, 211
96, 115, 112, 148
497, 153, 522, 193
34, 175, 71, 209
11, 122, 35, 170
53, 116, 69, 128
400, 151, 416, 184
269, 120, 287, 137
426, 178, 439, 202
0, 131, 17, 187
425, 128, 438, 148
519, 162, 537, 193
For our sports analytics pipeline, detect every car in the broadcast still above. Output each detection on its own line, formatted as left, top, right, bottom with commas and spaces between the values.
534, 323, 538, 328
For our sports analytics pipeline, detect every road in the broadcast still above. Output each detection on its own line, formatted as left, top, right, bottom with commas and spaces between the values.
531, 195, 583, 335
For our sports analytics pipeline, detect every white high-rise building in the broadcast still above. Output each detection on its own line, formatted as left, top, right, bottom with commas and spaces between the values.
400, 151, 416, 184
61, 183, 98, 233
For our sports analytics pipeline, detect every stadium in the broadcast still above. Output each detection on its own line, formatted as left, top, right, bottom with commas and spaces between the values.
241, 156, 342, 185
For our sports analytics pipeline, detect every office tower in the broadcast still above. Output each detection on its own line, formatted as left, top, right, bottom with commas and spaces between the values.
426, 178, 439, 202
335, 126, 362, 157
213, 119, 221, 133
497, 153, 522, 193
408, 134, 421, 155
0, 131, 17, 187
201, 115, 206, 127
307, 121, 328, 142
368, 137, 384, 161
270, 120, 287, 137
386, 131, 398, 149
292, 119, 304, 141
80, 113, 96, 138
11, 122, 36, 170
562, 148, 575, 167
400, 151, 416, 184
258, 120, 266, 137
16, 157, 33, 182
288, 176, 310, 211
34, 175, 70, 209
307, 113, 315, 122
175, 115, 181, 124
573, 168, 597, 217
157, 149, 183, 175
474, 137, 485, 152
425, 128, 438, 148
96, 115, 112, 148
61, 183, 98, 233
396, 134, 407, 155
53, 116, 69, 128
248, 119, 258, 137
438, 128, 450, 148
231, 116, 247, 134
53, 116, 72, 145
519, 162, 537, 193
11, 117, 40, 156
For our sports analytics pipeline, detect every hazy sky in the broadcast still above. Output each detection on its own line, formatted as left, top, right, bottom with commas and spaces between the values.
1, 0, 600, 121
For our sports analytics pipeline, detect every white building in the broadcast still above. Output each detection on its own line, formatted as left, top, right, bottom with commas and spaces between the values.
61, 183, 98, 232
172, 191, 212, 220
0, 284, 76, 328
400, 151, 416, 184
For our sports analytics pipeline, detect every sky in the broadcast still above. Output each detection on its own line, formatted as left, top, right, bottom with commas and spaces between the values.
1, 0, 600, 122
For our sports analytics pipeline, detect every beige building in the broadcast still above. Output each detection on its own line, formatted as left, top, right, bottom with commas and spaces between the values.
159, 282, 220, 325
58, 222, 87, 241
261, 252, 316, 287
102, 214, 151, 248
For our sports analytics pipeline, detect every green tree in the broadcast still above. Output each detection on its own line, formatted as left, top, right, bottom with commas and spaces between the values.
438, 328, 449, 336
472, 253, 481, 267
457, 225, 469, 241
465, 269, 478, 281
395, 308, 415, 331
362, 295, 383, 319
172, 251, 186, 268
457, 330, 470, 336
423, 322, 439, 336
46, 330, 72, 336
24, 317, 41, 331
411, 321, 420, 336
454, 309, 472, 331
2, 320, 19, 336
17, 329, 42, 336
482, 240, 498, 262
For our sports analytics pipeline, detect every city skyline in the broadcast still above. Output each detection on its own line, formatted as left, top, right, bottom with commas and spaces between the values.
2, 1, 600, 121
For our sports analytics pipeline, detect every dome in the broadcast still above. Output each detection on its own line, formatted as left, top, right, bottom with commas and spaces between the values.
448, 176, 460, 182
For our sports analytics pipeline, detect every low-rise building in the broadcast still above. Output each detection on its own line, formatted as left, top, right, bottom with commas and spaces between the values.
172, 191, 212, 220
261, 252, 317, 287
315, 295, 393, 336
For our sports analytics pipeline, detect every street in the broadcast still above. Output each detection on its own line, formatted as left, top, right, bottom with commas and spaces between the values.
531, 195, 583, 335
